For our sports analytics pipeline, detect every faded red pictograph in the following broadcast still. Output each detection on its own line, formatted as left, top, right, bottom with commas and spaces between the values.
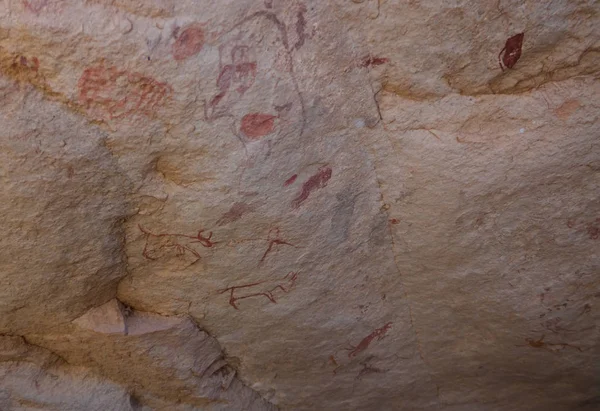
291, 166, 333, 209
499, 33, 524, 71
218, 272, 298, 309
240, 112, 277, 139
78, 64, 172, 120
587, 218, 600, 240
566, 217, 600, 240
22, 0, 48, 13
294, 4, 308, 50
259, 227, 298, 265
356, 360, 385, 380
216, 202, 254, 226
283, 174, 298, 186
226, 227, 301, 265
172, 24, 205, 61
12, 55, 39, 72
205, 45, 257, 120
346, 322, 392, 358
138, 224, 216, 262
517, 334, 583, 353
360, 55, 389, 68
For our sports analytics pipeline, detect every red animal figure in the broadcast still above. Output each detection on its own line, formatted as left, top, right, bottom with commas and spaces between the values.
78, 65, 171, 120
172, 24, 205, 61
498, 33, 524, 71
283, 174, 298, 186
347, 322, 392, 358
218, 272, 298, 309
138, 225, 216, 261
205, 45, 257, 120
259, 227, 298, 264
291, 166, 332, 209
517, 334, 583, 353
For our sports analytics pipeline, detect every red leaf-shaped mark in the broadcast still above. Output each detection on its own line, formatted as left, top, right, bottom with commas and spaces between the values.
172, 26, 205, 61
499, 33, 524, 71
283, 174, 298, 186
241, 113, 276, 139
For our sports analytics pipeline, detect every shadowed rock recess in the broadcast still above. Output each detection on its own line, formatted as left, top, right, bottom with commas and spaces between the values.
0, 0, 598, 410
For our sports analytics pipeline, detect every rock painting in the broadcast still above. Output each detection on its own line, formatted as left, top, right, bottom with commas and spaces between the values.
329, 322, 393, 375
283, 174, 297, 186
360, 55, 389, 68
138, 225, 215, 263
216, 202, 254, 226
240, 112, 277, 139
346, 322, 392, 358
205, 45, 257, 121
78, 64, 171, 120
517, 334, 583, 353
22, 0, 48, 13
329, 189, 359, 242
291, 166, 332, 209
172, 24, 205, 61
218, 272, 298, 309
259, 227, 298, 265
566, 217, 600, 240
498, 33, 524, 71
200, 9, 307, 194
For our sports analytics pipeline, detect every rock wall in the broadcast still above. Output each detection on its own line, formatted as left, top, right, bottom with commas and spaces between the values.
0, 0, 598, 410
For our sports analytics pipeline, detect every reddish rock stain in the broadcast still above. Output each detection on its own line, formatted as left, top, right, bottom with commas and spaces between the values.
241, 113, 276, 139
291, 166, 332, 209
216, 202, 254, 226
172, 25, 205, 61
284, 174, 298, 187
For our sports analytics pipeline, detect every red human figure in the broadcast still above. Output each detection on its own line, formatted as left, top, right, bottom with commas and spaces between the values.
259, 227, 298, 264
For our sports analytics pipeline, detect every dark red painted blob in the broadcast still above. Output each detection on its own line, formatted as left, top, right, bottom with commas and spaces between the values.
499, 33, 524, 71
172, 25, 205, 61
241, 113, 276, 139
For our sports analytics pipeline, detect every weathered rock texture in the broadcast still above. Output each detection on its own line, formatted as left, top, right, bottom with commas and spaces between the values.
0, 0, 599, 410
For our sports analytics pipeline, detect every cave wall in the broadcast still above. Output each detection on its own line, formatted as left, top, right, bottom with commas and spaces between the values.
0, 1, 599, 410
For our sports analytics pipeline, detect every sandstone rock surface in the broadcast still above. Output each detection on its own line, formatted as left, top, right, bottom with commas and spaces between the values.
0, 0, 598, 410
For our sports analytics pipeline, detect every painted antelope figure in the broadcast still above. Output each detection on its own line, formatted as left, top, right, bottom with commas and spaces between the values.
347, 322, 392, 358
138, 225, 216, 262
218, 272, 298, 310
